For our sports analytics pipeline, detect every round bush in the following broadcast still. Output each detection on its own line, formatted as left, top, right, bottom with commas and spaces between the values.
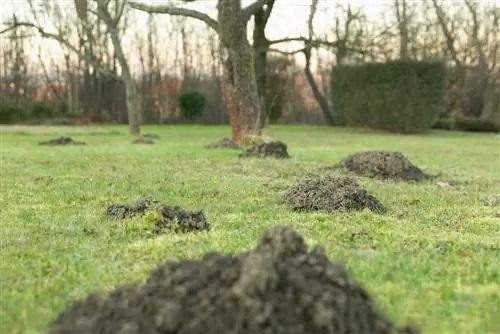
179, 90, 206, 120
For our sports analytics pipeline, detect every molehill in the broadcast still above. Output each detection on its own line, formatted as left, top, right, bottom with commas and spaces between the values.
239, 141, 291, 159
282, 175, 387, 213
47, 226, 418, 334
105, 195, 209, 233
38, 136, 86, 146
132, 136, 155, 144
330, 151, 430, 182
205, 137, 241, 149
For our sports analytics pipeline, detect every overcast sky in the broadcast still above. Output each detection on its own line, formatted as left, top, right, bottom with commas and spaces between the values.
2, 0, 499, 75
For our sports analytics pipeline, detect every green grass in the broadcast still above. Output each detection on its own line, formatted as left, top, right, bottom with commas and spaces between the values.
1, 125, 499, 334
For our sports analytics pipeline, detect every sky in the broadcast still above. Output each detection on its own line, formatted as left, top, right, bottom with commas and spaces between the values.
1, 0, 499, 75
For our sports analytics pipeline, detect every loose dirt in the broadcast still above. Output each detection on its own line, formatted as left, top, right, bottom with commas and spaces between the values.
47, 226, 417, 334
282, 175, 387, 213
105, 195, 209, 233
239, 141, 291, 159
205, 137, 241, 149
38, 137, 86, 146
330, 151, 430, 182
132, 136, 155, 144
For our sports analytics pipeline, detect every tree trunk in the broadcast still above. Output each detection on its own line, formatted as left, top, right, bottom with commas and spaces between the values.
253, 6, 271, 130
107, 22, 141, 135
217, 0, 261, 144
304, 48, 336, 125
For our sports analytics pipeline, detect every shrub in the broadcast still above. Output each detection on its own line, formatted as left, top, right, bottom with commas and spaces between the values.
0, 105, 26, 124
433, 117, 500, 133
179, 90, 206, 121
331, 60, 446, 133
29, 101, 54, 119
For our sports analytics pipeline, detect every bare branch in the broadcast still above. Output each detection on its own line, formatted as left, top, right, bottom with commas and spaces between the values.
242, 0, 275, 22
267, 37, 347, 51
3, 21, 120, 80
128, 1, 218, 30
268, 36, 309, 45
0, 25, 18, 35
114, 0, 127, 25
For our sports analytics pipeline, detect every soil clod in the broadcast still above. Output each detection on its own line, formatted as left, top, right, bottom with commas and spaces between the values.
482, 194, 500, 207
239, 141, 291, 159
132, 136, 155, 144
105, 195, 208, 233
142, 133, 160, 139
47, 226, 418, 334
282, 175, 387, 213
330, 151, 430, 182
38, 137, 86, 146
205, 137, 241, 149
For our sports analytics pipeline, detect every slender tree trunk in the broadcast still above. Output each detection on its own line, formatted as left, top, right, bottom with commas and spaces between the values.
253, 6, 271, 130
217, 0, 261, 144
304, 48, 335, 125
107, 22, 141, 135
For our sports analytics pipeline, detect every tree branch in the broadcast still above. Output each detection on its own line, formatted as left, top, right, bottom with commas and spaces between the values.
2, 21, 120, 80
242, 0, 275, 22
128, 2, 218, 30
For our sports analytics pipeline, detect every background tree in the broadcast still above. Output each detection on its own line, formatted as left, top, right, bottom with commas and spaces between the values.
2, 0, 142, 135
129, 0, 274, 144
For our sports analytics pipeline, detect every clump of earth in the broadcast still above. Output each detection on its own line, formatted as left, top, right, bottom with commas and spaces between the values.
330, 151, 431, 182
282, 175, 387, 213
142, 133, 160, 139
239, 141, 291, 159
38, 136, 86, 146
132, 136, 155, 144
47, 226, 418, 334
205, 137, 241, 149
105, 195, 209, 233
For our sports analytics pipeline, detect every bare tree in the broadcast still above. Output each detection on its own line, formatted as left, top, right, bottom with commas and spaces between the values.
264, 1, 367, 125
251, 0, 276, 129
393, 0, 415, 59
1, 14, 30, 110
1, 0, 142, 135
129, 0, 273, 144
432, 0, 500, 119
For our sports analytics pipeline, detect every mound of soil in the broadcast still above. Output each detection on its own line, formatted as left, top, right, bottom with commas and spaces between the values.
105, 195, 209, 233
47, 226, 418, 334
142, 133, 160, 139
205, 137, 241, 149
282, 175, 387, 213
38, 137, 86, 146
132, 136, 155, 144
239, 141, 291, 159
331, 151, 430, 182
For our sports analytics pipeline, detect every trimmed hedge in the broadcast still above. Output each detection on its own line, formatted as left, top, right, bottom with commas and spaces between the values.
331, 60, 446, 133
433, 117, 500, 133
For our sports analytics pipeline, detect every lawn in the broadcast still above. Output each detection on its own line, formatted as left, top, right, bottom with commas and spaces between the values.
1, 125, 499, 334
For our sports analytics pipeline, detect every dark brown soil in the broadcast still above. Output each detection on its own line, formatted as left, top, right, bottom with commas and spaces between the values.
282, 175, 387, 213
142, 133, 160, 139
38, 137, 86, 146
239, 141, 291, 159
132, 136, 155, 144
330, 151, 430, 182
47, 226, 418, 334
105, 195, 209, 233
205, 137, 241, 149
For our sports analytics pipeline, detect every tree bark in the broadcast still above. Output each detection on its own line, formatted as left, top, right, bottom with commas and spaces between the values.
253, 2, 275, 130
129, 0, 274, 142
100, 2, 142, 135
217, 0, 262, 143
303, 47, 335, 125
